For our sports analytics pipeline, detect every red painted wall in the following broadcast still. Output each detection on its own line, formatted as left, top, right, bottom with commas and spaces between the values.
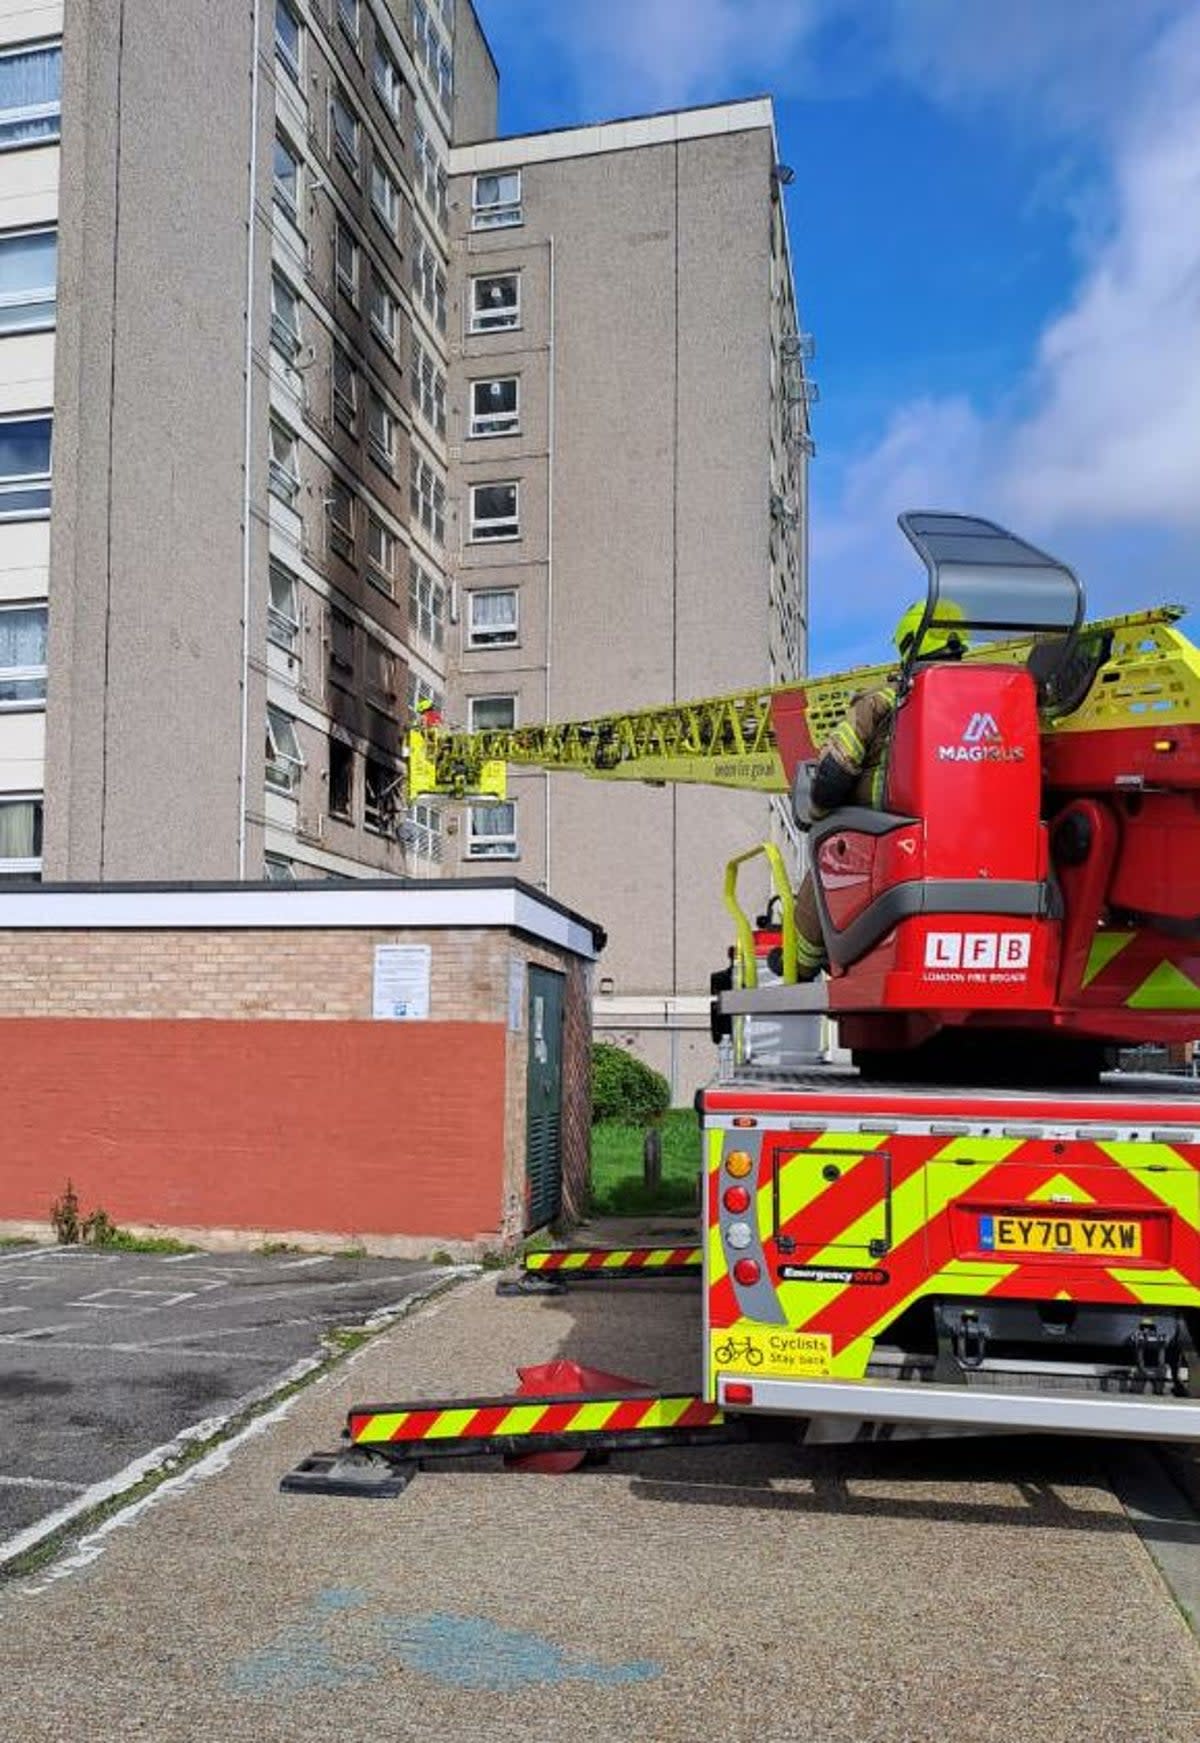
2, 1020, 509, 1240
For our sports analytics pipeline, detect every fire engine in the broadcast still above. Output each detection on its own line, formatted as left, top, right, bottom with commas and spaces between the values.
285, 514, 1200, 1499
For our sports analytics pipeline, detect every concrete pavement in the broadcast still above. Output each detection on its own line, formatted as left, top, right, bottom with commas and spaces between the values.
1, 1273, 1198, 1742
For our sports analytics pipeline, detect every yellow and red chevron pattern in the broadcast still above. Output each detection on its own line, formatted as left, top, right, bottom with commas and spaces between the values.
349, 1394, 723, 1445
523, 1246, 701, 1275
706, 1117, 1200, 1385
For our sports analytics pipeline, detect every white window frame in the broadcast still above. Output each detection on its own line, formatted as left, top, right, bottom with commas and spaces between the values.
365, 634, 397, 705
0, 794, 42, 878
0, 601, 47, 708
274, 0, 302, 84
404, 799, 442, 863
370, 156, 400, 237
469, 272, 520, 334
330, 85, 360, 177
332, 344, 358, 432
410, 451, 445, 545
372, 41, 403, 123
436, 45, 453, 111
367, 391, 396, 473
0, 42, 61, 153
266, 705, 305, 793
335, 220, 359, 303
468, 693, 517, 733
366, 513, 397, 596
0, 412, 51, 519
267, 563, 300, 655
0, 226, 56, 335
328, 735, 355, 820
336, 0, 361, 52
264, 852, 295, 883
369, 275, 399, 353
268, 419, 300, 505
269, 270, 301, 361
467, 587, 518, 649
272, 133, 300, 222
469, 376, 519, 438
412, 337, 446, 435
408, 558, 445, 650
466, 800, 518, 861
471, 170, 521, 231
327, 478, 356, 561
364, 754, 402, 836
469, 481, 519, 543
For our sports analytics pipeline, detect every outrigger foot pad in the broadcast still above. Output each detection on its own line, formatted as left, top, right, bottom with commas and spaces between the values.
495, 1272, 568, 1297
280, 1449, 417, 1499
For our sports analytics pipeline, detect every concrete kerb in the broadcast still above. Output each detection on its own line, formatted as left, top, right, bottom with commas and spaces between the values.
0, 1264, 477, 1584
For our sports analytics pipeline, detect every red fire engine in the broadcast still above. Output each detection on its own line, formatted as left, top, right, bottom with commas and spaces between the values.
286, 514, 1200, 1499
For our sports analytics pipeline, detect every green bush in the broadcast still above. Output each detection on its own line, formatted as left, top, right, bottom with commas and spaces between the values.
591, 1042, 670, 1125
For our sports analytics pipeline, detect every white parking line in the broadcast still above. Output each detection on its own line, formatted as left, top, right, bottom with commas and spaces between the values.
0, 1475, 87, 1494
276, 1255, 335, 1270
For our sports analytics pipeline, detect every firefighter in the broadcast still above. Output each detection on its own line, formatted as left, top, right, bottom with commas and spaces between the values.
792, 602, 969, 979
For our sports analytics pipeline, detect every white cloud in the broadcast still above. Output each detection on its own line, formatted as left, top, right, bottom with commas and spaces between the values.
813, 4, 1200, 660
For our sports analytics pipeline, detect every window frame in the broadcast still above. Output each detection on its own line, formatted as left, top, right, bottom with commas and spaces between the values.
334, 220, 359, 304
0, 225, 56, 335
0, 412, 52, 520
272, 133, 300, 222
369, 273, 399, 354
274, 0, 302, 84
364, 754, 401, 836
409, 451, 445, 545
267, 418, 300, 505
469, 272, 520, 334
263, 852, 295, 883
469, 376, 519, 439
469, 481, 519, 543
372, 41, 404, 124
471, 170, 522, 231
467, 587, 518, 650
0, 41, 62, 153
0, 793, 42, 879
367, 390, 397, 474
370, 154, 400, 238
330, 84, 361, 178
266, 562, 300, 655
336, 0, 361, 53
0, 601, 47, 708
327, 477, 356, 561
466, 800, 518, 861
269, 270, 301, 361
408, 558, 445, 650
366, 512, 397, 596
328, 735, 355, 820
265, 705, 305, 793
467, 693, 517, 733
332, 344, 359, 433
412, 336, 446, 435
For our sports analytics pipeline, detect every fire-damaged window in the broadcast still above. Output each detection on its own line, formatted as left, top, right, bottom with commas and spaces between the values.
328, 736, 354, 820
364, 755, 401, 836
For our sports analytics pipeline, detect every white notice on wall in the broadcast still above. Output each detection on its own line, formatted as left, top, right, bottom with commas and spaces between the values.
373, 944, 432, 1020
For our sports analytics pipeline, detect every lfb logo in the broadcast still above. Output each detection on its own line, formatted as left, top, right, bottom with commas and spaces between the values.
925, 931, 1032, 970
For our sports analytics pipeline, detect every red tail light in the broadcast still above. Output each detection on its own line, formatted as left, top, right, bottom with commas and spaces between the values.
724, 1382, 753, 1404
733, 1257, 760, 1286
723, 1185, 751, 1214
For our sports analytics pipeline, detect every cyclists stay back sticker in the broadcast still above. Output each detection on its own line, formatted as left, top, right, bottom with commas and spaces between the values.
710, 1326, 832, 1378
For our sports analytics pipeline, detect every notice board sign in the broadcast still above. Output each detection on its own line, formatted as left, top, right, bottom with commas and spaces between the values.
372, 944, 431, 1020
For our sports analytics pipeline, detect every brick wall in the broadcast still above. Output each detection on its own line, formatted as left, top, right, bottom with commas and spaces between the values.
0, 913, 596, 1253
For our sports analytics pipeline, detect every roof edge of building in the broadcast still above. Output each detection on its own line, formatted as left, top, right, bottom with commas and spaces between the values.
450, 95, 776, 173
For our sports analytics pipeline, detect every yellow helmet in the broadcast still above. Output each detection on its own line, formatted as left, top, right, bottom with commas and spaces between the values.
894, 599, 969, 660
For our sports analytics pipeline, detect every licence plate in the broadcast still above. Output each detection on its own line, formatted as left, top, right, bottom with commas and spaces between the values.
978, 1213, 1142, 1257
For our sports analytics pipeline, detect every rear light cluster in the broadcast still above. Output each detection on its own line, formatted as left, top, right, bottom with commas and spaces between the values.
723, 1149, 760, 1284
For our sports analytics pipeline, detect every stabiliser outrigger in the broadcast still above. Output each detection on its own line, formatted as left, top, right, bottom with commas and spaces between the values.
285, 514, 1200, 1499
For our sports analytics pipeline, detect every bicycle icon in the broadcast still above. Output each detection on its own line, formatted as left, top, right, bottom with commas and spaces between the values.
714, 1336, 764, 1368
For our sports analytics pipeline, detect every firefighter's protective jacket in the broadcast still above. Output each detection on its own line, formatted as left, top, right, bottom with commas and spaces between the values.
810, 683, 898, 817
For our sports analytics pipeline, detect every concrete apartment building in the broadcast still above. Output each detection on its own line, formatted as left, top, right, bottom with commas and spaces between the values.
0, 0, 808, 1093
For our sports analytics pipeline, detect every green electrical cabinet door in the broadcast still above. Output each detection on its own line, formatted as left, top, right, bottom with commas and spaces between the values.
525, 966, 565, 1231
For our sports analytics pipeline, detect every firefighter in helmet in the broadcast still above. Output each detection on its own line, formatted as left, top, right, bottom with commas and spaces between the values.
792, 601, 969, 979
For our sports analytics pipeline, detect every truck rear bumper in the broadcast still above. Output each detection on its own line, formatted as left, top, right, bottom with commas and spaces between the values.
717, 1374, 1200, 1440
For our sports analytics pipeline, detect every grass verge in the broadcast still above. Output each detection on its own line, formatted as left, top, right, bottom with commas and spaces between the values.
589, 1108, 701, 1216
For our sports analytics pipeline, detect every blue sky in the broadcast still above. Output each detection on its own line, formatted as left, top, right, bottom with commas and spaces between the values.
472, 0, 1200, 670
